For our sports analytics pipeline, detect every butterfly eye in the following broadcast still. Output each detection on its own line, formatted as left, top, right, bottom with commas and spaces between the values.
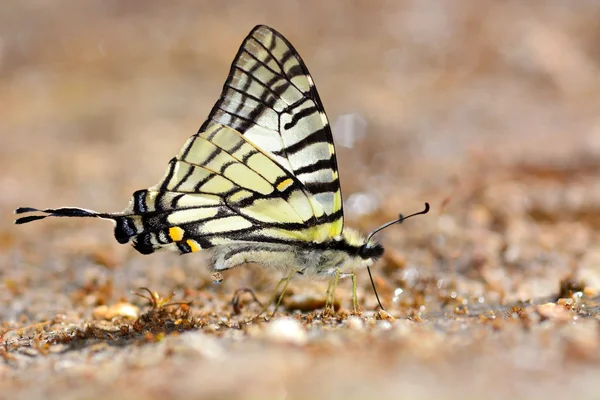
358, 245, 371, 259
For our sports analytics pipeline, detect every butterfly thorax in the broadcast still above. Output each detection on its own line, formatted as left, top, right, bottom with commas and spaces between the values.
209, 227, 384, 278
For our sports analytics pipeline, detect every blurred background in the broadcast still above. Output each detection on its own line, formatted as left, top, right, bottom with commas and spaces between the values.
2, 1, 600, 399
3, 0, 599, 213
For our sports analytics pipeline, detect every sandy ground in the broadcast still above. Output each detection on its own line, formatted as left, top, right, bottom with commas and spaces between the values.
2, 1, 600, 399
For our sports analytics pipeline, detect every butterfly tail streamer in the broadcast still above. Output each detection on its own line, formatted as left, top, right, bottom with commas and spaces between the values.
14, 207, 117, 225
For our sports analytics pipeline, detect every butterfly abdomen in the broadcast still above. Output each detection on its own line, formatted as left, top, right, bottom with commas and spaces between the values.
208, 228, 384, 278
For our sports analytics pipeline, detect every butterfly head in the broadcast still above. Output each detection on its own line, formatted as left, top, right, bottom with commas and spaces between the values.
357, 239, 385, 260
339, 228, 384, 267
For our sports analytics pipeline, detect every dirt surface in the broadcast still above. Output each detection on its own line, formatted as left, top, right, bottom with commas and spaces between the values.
2, 1, 600, 399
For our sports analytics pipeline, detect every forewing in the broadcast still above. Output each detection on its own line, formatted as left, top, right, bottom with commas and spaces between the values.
200, 25, 343, 236
115, 125, 335, 255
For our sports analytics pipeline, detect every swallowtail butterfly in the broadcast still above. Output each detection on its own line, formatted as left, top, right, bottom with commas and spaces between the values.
15, 25, 428, 311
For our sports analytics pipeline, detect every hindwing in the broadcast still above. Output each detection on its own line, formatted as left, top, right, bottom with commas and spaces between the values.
201, 25, 343, 236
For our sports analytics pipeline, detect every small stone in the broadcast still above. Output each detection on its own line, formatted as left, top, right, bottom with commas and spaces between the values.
48, 344, 68, 354
377, 309, 396, 322
562, 319, 599, 361
20, 348, 39, 357
265, 317, 307, 345
93, 302, 139, 320
454, 305, 469, 315
285, 293, 328, 312
346, 316, 364, 331
557, 298, 574, 307
376, 320, 393, 331
537, 302, 574, 321
88, 342, 109, 354
170, 331, 224, 359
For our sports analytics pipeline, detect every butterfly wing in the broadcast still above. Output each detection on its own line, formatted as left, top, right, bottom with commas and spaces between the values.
15, 26, 345, 256
115, 124, 335, 254
201, 25, 343, 237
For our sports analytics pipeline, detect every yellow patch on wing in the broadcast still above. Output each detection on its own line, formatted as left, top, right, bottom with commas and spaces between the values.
169, 226, 185, 241
276, 178, 294, 192
228, 189, 254, 203
186, 239, 201, 252
328, 143, 335, 156
329, 189, 343, 236
329, 216, 343, 237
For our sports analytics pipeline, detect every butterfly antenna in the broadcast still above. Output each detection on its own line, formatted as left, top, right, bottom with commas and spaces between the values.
367, 266, 385, 310
365, 202, 430, 244
365, 202, 430, 310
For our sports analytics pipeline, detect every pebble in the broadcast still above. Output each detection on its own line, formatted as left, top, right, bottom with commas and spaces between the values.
536, 303, 574, 321
265, 317, 307, 345
170, 331, 224, 359
376, 320, 393, 331
378, 309, 396, 322
346, 316, 364, 331
92, 302, 139, 320
285, 293, 328, 312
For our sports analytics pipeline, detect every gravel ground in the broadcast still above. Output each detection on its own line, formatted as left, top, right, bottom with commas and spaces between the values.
2, 1, 600, 399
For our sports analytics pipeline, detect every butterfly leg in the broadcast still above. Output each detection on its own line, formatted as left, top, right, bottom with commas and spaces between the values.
351, 272, 358, 314
272, 269, 295, 317
255, 269, 295, 320
231, 288, 263, 315
324, 278, 334, 311
256, 278, 285, 318
324, 268, 342, 314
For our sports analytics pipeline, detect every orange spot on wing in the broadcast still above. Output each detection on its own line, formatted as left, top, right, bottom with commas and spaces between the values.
169, 227, 184, 241
186, 239, 201, 252
277, 178, 293, 191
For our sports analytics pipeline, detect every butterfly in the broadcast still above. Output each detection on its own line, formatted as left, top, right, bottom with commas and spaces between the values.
15, 25, 428, 313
